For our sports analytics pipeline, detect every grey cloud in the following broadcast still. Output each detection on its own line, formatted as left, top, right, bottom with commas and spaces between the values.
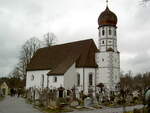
130, 52, 150, 65
126, 52, 150, 73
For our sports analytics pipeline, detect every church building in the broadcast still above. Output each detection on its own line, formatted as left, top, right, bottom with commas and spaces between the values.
26, 4, 120, 95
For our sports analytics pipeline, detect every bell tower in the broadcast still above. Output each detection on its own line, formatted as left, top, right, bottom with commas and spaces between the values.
96, 2, 120, 91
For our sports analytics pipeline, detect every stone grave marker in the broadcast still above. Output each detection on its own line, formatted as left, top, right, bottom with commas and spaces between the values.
70, 100, 79, 107
84, 97, 94, 107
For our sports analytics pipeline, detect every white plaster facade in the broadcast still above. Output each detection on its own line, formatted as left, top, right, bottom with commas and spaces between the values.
26, 70, 64, 89
26, 70, 49, 89
26, 63, 97, 95
64, 63, 76, 89
76, 68, 96, 95
47, 75, 64, 89
96, 26, 120, 91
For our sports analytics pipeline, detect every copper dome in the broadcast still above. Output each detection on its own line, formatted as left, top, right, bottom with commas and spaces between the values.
98, 6, 117, 27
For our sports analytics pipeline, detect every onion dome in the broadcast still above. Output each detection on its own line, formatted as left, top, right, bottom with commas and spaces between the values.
98, 6, 117, 27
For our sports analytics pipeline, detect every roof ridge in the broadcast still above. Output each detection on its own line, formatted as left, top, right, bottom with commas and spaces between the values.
39, 39, 93, 50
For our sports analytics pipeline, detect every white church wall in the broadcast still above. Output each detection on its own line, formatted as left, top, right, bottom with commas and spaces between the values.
76, 68, 96, 95
112, 52, 120, 84
84, 68, 96, 95
48, 75, 64, 89
97, 52, 110, 68
96, 50, 120, 90
26, 70, 49, 89
97, 68, 110, 85
112, 52, 120, 68
64, 63, 76, 89
76, 68, 83, 91
113, 68, 120, 83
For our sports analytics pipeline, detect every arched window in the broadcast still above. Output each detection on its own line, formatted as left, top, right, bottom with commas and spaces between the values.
53, 76, 57, 82
89, 73, 93, 86
41, 74, 44, 88
77, 73, 80, 86
102, 28, 105, 36
31, 75, 34, 81
102, 58, 104, 62
114, 30, 116, 36
47, 76, 49, 88
102, 40, 104, 44
109, 28, 111, 35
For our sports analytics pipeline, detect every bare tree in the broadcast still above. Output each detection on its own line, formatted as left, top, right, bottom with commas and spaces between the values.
140, 0, 150, 6
44, 32, 56, 47
20, 37, 41, 65
142, 0, 150, 2
9, 33, 57, 86
18, 37, 41, 81
8, 67, 21, 79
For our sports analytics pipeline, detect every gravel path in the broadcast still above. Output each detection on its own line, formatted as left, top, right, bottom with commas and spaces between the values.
68, 105, 143, 113
0, 96, 43, 113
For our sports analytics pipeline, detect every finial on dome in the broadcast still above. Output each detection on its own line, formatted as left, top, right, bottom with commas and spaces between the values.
98, 0, 118, 27
106, 0, 108, 7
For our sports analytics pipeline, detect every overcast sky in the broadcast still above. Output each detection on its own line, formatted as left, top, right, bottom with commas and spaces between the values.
0, 0, 150, 77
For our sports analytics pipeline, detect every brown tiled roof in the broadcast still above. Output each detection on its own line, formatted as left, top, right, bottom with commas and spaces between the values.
27, 39, 99, 75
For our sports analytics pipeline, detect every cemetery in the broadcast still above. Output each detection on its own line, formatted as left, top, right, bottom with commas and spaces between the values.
25, 86, 149, 113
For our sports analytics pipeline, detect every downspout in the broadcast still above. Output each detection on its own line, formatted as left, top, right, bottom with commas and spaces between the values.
95, 68, 97, 96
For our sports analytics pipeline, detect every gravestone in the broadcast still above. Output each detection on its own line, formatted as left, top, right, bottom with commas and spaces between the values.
84, 97, 94, 107
93, 97, 98, 105
70, 100, 79, 107
58, 87, 65, 98
145, 89, 150, 107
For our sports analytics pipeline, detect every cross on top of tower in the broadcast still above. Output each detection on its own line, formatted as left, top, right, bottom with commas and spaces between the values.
106, 0, 108, 6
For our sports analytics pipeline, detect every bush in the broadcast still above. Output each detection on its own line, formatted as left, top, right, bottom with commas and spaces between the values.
133, 108, 140, 113
117, 99, 122, 105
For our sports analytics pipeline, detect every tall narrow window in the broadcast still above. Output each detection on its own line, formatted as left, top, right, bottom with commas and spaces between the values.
114, 30, 116, 36
41, 74, 44, 89
89, 73, 93, 86
31, 75, 34, 81
102, 58, 104, 62
102, 40, 104, 44
109, 28, 111, 35
102, 28, 105, 36
77, 73, 80, 86
47, 76, 49, 88
53, 76, 57, 82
